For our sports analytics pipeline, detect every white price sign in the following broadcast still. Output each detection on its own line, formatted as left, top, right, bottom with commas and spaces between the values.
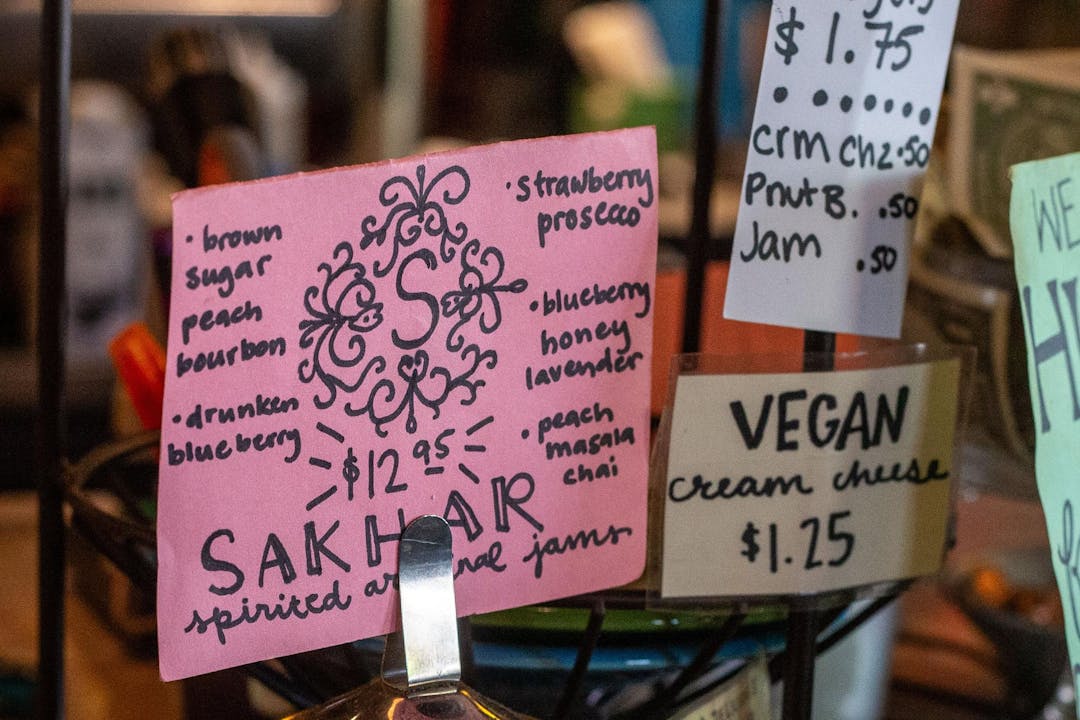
724, 0, 960, 337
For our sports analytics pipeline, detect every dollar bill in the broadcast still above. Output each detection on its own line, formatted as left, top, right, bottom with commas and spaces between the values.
948, 46, 1080, 258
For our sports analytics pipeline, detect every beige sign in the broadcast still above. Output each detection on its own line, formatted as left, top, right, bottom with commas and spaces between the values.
661, 358, 960, 598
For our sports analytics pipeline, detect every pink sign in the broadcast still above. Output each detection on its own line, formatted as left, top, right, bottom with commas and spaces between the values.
157, 128, 658, 680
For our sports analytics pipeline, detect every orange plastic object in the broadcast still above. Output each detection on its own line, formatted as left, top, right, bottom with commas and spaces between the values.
699, 261, 805, 359
651, 261, 864, 415
650, 266, 686, 417
108, 322, 167, 430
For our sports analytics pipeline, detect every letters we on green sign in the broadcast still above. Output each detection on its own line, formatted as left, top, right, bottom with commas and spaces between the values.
1010, 151, 1080, 706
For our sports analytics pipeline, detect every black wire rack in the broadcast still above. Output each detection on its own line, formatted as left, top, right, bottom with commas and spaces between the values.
62, 430, 910, 719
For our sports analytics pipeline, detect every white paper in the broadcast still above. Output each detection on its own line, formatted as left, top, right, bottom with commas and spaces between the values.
661, 359, 960, 598
666, 653, 771, 720
724, 0, 960, 337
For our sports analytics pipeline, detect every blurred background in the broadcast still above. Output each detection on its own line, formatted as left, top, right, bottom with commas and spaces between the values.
2, 1, 1079, 718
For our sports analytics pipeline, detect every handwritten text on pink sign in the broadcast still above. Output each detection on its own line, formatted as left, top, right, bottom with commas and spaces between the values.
157, 129, 658, 680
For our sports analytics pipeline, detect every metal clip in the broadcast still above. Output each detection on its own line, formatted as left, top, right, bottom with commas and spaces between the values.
391, 514, 461, 697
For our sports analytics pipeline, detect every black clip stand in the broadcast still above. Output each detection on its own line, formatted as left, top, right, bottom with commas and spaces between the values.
36, 1, 72, 719
679, 0, 855, 712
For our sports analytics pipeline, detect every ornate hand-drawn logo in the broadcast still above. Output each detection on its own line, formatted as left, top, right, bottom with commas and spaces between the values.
298, 164, 527, 436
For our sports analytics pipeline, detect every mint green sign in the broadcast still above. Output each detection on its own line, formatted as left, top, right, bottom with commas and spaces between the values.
1011, 151, 1080, 700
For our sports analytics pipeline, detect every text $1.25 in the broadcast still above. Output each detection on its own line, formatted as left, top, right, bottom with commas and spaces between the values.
740, 512, 855, 574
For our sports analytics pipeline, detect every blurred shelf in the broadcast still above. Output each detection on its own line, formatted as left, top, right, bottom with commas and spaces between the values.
2, 0, 340, 16
0, 348, 113, 409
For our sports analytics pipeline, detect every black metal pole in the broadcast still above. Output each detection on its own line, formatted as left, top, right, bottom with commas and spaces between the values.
682, 0, 722, 354
552, 599, 606, 719
801, 330, 835, 362
781, 598, 819, 720
781, 329, 836, 720
36, 0, 71, 718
